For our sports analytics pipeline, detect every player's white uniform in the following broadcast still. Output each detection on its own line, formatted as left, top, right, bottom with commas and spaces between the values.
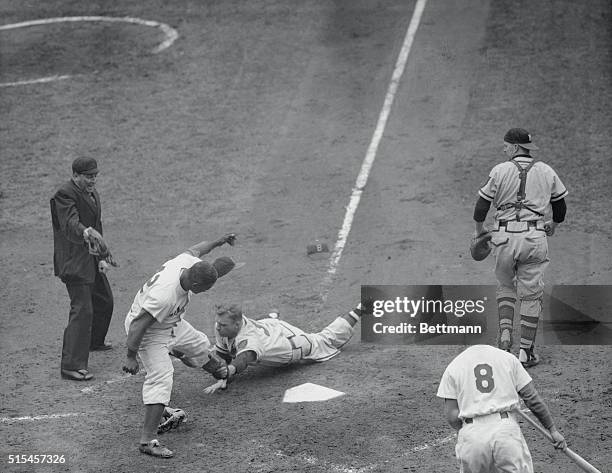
479, 156, 568, 352
437, 345, 534, 473
124, 253, 212, 405
215, 315, 354, 367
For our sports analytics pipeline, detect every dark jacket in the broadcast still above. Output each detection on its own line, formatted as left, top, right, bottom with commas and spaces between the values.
50, 179, 103, 284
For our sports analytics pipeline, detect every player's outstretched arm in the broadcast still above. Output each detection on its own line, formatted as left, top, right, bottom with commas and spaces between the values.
518, 381, 567, 450
443, 398, 462, 431
122, 310, 157, 374
225, 350, 257, 381
187, 233, 236, 258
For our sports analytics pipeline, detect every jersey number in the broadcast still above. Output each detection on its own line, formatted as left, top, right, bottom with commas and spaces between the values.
474, 363, 495, 393
139, 264, 167, 294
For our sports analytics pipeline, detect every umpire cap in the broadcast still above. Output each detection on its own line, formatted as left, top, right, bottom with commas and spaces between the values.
72, 157, 99, 175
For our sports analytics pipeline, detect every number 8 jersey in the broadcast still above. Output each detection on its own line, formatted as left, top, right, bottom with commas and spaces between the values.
436, 345, 532, 419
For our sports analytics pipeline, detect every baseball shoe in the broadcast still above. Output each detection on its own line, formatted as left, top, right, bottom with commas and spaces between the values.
519, 348, 540, 368
157, 407, 187, 434
139, 439, 174, 458
90, 343, 113, 351
61, 369, 93, 381
498, 329, 512, 352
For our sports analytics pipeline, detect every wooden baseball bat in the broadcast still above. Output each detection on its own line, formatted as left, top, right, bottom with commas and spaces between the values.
514, 409, 602, 473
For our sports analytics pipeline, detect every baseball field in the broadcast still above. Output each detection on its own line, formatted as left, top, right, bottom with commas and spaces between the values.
1, 0, 610, 472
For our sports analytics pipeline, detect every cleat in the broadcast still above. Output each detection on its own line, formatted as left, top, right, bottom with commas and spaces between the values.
519, 348, 540, 368
139, 439, 174, 458
157, 408, 187, 434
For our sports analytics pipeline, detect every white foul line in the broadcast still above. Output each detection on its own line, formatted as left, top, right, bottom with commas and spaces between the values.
320, 0, 428, 300
1, 413, 86, 423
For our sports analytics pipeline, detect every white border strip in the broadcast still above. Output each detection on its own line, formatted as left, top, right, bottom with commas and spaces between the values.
1, 413, 86, 423
0, 16, 178, 53
320, 0, 428, 300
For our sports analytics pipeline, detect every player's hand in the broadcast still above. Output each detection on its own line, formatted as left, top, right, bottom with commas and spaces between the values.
213, 365, 228, 380
204, 379, 227, 394
98, 260, 110, 274
549, 428, 566, 450
122, 356, 140, 375
544, 221, 557, 236
220, 233, 237, 246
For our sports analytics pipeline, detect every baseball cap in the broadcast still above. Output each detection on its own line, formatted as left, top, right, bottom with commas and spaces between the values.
72, 157, 99, 175
212, 256, 245, 278
503, 128, 538, 150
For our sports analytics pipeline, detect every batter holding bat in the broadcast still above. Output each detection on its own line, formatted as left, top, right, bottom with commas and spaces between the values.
437, 344, 566, 473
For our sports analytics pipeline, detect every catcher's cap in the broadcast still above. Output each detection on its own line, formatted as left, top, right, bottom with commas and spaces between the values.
72, 157, 99, 175
503, 128, 538, 150
212, 256, 245, 278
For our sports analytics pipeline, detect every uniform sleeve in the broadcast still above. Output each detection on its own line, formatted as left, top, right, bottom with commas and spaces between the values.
140, 293, 171, 323
52, 190, 87, 243
512, 356, 533, 392
234, 331, 264, 361
436, 366, 458, 399
549, 170, 568, 202
478, 168, 499, 202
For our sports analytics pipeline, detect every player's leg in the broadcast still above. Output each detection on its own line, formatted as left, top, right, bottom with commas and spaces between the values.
138, 329, 175, 457
90, 271, 114, 349
62, 283, 94, 375
455, 424, 496, 473
168, 319, 213, 368
301, 303, 363, 362
516, 235, 549, 367
491, 420, 534, 472
494, 242, 518, 352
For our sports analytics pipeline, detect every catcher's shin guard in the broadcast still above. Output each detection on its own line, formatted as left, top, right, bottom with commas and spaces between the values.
519, 298, 542, 352
497, 292, 516, 351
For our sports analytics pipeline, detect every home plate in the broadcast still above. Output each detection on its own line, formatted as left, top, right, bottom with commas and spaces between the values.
282, 383, 345, 403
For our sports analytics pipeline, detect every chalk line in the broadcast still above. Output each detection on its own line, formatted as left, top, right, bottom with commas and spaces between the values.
258, 443, 377, 473
320, 0, 428, 301
1, 413, 86, 423
0, 74, 72, 88
0, 16, 178, 87
0, 16, 178, 53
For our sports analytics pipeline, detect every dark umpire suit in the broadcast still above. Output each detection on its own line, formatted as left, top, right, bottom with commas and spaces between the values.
51, 157, 113, 380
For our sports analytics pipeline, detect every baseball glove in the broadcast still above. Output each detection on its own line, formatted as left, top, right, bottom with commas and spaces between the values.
85, 227, 118, 267
470, 231, 493, 261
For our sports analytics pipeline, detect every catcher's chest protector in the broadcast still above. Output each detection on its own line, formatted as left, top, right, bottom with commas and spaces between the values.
497, 158, 543, 220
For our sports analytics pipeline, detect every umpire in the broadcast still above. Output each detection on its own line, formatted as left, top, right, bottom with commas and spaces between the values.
51, 157, 114, 381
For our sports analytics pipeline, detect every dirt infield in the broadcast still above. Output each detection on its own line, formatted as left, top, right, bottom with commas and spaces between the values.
0, 0, 610, 472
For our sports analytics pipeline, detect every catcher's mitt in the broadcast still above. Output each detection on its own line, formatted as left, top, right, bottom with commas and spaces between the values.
470, 231, 493, 261
84, 227, 118, 267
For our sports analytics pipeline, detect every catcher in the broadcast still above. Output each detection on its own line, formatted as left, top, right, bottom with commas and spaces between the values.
471, 128, 568, 367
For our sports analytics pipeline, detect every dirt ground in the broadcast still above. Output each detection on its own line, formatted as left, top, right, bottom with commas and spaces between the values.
0, 0, 610, 472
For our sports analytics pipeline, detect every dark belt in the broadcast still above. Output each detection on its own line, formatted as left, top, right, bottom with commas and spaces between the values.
499, 221, 538, 228
464, 411, 509, 424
